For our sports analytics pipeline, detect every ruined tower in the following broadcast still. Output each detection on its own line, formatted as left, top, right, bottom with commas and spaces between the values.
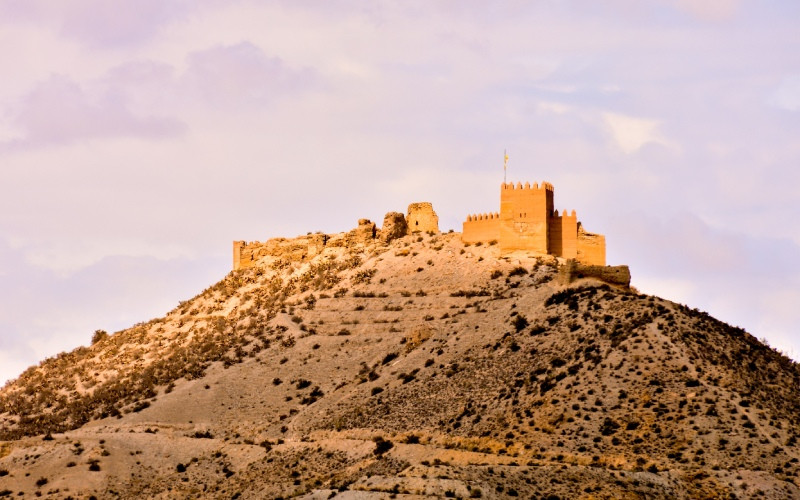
406, 202, 439, 234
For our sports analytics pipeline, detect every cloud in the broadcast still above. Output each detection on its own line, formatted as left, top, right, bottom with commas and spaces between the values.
182, 42, 317, 110
0, 40, 318, 152
668, 0, 740, 21
602, 112, 673, 154
58, 0, 191, 46
23, 239, 195, 276
0, 236, 228, 385
0, 0, 199, 48
1, 75, 185, 151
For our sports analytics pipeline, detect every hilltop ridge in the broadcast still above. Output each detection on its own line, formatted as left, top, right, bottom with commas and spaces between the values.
1, 228, 799, 499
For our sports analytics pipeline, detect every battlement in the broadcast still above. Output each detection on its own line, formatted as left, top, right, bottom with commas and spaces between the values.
501, 181, 554, 191
552, 209, 577, 218
462, 181, 605, 265
466, 212, 500, 222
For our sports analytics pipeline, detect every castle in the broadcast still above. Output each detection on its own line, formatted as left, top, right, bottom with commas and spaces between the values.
462, 182, 606, 266
232, 181, 607, 270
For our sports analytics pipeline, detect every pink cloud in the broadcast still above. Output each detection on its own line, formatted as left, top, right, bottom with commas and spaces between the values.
0, 0, 198, 47
668, 0, 740, 22
1, 75, 185, 151
182, 42, 317, 110
60, 0, 187, 46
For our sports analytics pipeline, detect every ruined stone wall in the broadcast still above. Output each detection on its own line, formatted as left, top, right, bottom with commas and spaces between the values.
233, 241, 247, 269
233, 240, 264, 270
549, 210, 578, 259
380, 212, 408, 243
499, 182, 554, 254
232, 234, 328, 270
232, 204, 442, 270
462, 213, 500, 243
407, 202, 439, 233
576, 225, 606, 266
558, 259, 629, 287
345, 219, 377, 246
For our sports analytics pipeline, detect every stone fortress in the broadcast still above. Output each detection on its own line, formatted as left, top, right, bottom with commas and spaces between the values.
233, 180, 619, 283
462, 182, 606, 266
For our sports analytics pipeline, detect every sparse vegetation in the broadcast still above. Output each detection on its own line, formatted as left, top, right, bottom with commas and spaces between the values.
381, 352, 399, 365
512, 314, 529, 332
508, 266, 528, 277
0, 232, 798, 498
372, 437, 394, 456
91, 329, 108, 344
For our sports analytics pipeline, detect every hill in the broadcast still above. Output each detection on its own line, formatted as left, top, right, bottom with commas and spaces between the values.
1, 230, 799, 499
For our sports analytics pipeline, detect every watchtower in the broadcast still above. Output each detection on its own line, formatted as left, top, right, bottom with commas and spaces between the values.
462, 181, 606, 265
499, 181, 554, 254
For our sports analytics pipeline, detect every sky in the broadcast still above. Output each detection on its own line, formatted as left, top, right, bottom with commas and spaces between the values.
1, 0, 799, 384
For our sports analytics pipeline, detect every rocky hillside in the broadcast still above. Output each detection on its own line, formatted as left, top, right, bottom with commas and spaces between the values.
1, 230, 799, 499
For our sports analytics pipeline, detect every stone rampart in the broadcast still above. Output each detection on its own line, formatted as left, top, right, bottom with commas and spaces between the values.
462, 212, 500, 243
558, 259, 630, 288
576, 224, 606, 266
549, 210, 578, 259
233, 234, 328, 270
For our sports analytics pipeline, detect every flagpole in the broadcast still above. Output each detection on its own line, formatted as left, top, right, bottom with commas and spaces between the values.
503, 149, 508, 184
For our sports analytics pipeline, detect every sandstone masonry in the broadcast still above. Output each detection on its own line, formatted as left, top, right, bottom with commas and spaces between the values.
462, 182, 606, 265
233, 202, 439, 270
406, 202, 439, 234
234, 182, 611, 271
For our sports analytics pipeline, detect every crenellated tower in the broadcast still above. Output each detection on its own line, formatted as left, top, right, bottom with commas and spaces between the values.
462, 181, 606, 265
499, 181, 554, 254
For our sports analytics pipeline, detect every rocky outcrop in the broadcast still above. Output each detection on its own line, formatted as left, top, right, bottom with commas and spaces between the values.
380, 212, 408, 243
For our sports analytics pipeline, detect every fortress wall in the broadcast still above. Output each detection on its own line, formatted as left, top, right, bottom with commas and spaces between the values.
407, 202, 439, 233
462, 213, 500, 243
233, 241, 244, 270
347, 219, 377, 245
577, 229, 606, 266
499, 181, 553, 254
549, 210, 578, 259
232, 234, 333, 270
558, 259, 630, 287
233, 240, 258, 270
